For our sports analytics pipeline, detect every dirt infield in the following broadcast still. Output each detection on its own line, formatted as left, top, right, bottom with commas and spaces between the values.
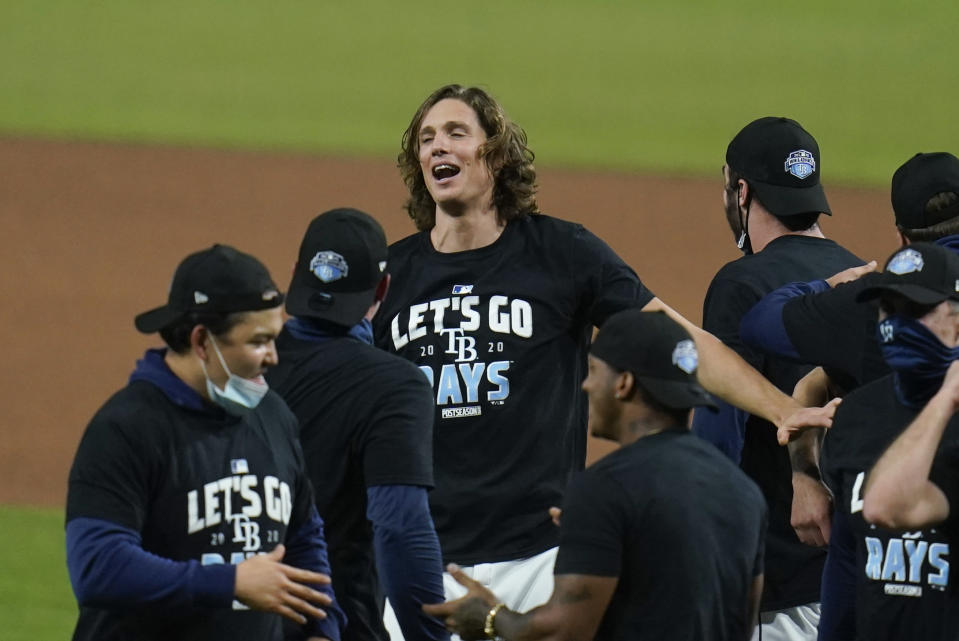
0, 137, 892, 507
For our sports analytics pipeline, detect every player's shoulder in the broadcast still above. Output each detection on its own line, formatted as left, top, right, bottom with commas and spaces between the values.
515, 212, 591, 243
79, 383, 180, 454
828, 374, 901, 455
386, 230, 431, 275
354, 339, 429, 376
92, 382, 171, 428
256, 389, 298, 421
388, 230, 429, 259
834, 374, 897, 423
709, 250, 762, 283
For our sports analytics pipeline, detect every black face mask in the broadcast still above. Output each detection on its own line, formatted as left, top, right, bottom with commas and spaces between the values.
737, 228, 753, 256
736, 200, 753, 256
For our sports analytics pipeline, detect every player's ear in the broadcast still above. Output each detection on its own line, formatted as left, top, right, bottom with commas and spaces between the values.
191, 325, 210, 360
615, 371, 636, 401
737, 180, 749, 208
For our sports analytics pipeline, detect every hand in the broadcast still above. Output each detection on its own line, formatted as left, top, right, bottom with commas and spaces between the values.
234, 544, 332, 625
791, 472, 833, 547
777, 398, 841, 445
549, 506, 562, 527
824, 260, 877, 288
423, 564, 503, 640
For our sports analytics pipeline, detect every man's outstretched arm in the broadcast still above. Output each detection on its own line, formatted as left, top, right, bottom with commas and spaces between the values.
424, 564, 616, 641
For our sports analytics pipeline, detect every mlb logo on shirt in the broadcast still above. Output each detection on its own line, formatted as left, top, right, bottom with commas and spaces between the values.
452, 285, 474, 295
231, 459, 249, 474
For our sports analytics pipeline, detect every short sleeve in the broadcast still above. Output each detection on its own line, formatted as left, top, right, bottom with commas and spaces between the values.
360, 364, 435, 488
553, 470, 626, 578
66, 413, 153, 531
568, 226, 654, 327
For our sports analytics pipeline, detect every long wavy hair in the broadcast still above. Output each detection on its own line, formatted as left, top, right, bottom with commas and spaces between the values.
398, 84, 538, 231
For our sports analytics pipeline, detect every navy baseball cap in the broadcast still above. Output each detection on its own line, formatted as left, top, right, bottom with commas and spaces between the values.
891, 152, 959, 230
135, 244, 283, 333
726, 117, 832, 218
590, 310, 717, 411
286, 208, 388, 327
856, 242, 959, 306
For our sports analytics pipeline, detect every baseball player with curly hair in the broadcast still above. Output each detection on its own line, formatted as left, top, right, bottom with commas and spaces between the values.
65, 245, 345, 641
374, 83, 836, 638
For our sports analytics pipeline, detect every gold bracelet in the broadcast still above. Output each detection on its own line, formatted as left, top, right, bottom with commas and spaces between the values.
484, 602, 507, 639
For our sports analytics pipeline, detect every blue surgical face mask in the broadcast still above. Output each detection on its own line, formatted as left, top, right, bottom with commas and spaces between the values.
200, 335, 269, 415
877, 314, 959, 409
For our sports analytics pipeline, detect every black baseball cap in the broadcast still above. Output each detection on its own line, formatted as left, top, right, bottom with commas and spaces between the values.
726, 117, 832, 218
856, 242, 959, 306
590, 310, 718, 411
286, 208, 388, 327
135, 244, 283, 333
891, 152, 959, 229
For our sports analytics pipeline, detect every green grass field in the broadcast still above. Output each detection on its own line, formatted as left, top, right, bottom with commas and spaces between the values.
2, 2, 957, 637
1, 0, 957, 184
0, 506, 75, 639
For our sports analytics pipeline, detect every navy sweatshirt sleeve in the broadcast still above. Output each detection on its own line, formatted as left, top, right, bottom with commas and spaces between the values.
283, 505, 347, 641
66, 517, 235, 609
740, 280, 830, 362
367, 484, 449, 641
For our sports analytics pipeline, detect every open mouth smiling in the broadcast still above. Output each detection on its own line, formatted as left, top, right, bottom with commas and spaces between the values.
432, 163, 461, 181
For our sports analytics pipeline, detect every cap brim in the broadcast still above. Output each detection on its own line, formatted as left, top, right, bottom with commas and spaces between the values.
751, 181, 832, 218
638, 376, 719, 413
134, 305, 182, 334
286, 274, 377, 328
855, 283, 952, 306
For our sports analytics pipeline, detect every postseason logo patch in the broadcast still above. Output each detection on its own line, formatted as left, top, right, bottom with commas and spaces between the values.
886, 248, 924, 275
671, 339, 698, 375
310, 251, 349, 283
784, 149, 816, 179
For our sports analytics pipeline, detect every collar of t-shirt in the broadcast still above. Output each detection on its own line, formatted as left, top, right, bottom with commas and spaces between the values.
128, 348, 207, 411
284, 316, 374, 345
